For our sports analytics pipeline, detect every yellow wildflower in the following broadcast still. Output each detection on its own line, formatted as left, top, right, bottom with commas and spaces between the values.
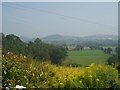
80, 80, 82, 84
90, 63, 95, 67
96, 78, 99, 82
89, 75, 92, 78
59, 83, 64, 88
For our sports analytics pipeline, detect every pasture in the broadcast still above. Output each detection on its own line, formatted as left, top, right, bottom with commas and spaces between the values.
62, 50, 111, 66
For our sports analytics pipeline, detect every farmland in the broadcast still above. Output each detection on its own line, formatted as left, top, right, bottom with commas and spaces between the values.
2, 2, 119, 89
62, 50, 111, 66
2, 34, 119, 88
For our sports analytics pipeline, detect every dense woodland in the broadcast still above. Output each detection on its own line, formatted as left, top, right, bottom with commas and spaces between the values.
2, 33, 67, 64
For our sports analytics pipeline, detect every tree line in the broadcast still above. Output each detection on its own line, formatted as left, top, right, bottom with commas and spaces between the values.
2, 33, 67, 64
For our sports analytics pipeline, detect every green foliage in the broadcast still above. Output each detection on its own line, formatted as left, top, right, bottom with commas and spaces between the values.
103, 48, 113, 54
50, 47, 67, 64
2, 34, 26, 55
2, 34, 67, 64
2, 53, 29, 87
2, 53, 118, 88
74, 45, 83, 51
107, 54, 118, 65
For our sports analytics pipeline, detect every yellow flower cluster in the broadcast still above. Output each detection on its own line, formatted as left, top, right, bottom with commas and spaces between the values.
2, 53, 119, 88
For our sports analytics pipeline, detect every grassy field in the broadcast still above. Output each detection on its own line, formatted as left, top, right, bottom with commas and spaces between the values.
62, 50, 111, 66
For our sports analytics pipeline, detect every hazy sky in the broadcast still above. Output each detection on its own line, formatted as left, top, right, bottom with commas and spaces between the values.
2, 2, 118, 38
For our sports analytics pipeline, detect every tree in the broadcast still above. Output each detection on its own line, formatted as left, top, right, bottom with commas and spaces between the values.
49, 47, 66, 64
107, 48, 112, 54
89, 46, 94, 50
74, 45, 83, 51
34, 38, 42, 44
104, 48, 112, 54
2, 34, 67, 64
2, 34, 26, 54
107, 54, 118, 65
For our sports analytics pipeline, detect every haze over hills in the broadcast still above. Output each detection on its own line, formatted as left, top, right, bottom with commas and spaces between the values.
19, 34, 118, 45
42, 34, 118, 41
41, 34, 118, 45
20, 36, 36, 42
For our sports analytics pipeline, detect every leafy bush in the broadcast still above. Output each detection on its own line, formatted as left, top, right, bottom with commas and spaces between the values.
2, 53, 29, 87
107, 54, 118, 65
2, 53, 118, 88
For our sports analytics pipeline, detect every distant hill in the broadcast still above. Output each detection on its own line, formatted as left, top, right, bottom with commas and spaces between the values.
19, 34, 118, 46
42, 34, 118, 45
42, 34, 63, 41
84, 35, 118, 40
42, 34, 79, 44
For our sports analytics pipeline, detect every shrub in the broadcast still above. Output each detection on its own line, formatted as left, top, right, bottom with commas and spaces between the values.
2, 53, 118, 88
2, 53, 29, 87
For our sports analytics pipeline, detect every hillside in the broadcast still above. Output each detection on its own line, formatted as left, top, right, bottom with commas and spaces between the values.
42, 34, 118, 45
9, 33, 117, 46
